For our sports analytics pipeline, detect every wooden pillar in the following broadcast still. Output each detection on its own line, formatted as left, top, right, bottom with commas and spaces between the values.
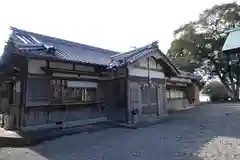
9, 82, 14, 105
125, 68, 129, 123
18, 59, 28, 130
156, 86, 160, 116
125, 77, 129, 122
163, 83, 168, 115
193, 84, 200, 105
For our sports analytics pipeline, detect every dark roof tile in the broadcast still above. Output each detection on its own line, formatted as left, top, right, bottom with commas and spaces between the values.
10, 27, 119, 66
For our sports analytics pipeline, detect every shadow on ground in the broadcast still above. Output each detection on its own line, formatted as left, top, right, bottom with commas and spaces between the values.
2, 103, 240, 160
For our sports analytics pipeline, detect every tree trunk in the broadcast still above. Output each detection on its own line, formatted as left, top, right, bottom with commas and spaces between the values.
235, 63, 240, 101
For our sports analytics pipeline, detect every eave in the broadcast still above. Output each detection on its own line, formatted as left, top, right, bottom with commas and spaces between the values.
222, 47, 240, 54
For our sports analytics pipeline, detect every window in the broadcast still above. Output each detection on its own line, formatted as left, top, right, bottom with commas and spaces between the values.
83, 88, 96, 102
139, 58, 148, 68
166, 89, 185, 100
49, 79, 65, 103
64, 87, 96, 103
54, 80, 97, 103
27, 78, 97, 106
149, 57, 157, 69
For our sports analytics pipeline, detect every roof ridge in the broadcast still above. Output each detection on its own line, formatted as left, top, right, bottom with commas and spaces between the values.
110, 41, 159, 59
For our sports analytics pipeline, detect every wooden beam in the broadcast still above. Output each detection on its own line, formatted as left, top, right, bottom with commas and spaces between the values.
46, 60, 50, 68
41, 67, 102, 76
73, 64, 76, 70
25, 101, 104, 112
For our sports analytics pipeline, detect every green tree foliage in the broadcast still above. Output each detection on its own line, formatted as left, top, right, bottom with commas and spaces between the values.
168, 2, 240, 99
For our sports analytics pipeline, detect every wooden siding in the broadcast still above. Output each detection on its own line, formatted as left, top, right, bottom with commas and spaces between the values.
128, 80, 167, 122
23, 71, 109, 129
101, 79, 127, 122
167, 98, 192, 111
127, 57, 167, 121
24, 104, 105, 128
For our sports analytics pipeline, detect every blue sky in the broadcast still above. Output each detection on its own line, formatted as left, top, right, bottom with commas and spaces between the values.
0, 0, 234, 54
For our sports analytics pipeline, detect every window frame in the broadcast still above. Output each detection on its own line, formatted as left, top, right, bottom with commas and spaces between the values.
27, 77, 98, 106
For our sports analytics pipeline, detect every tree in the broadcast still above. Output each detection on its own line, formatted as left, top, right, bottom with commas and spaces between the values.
167, 2, 240, 100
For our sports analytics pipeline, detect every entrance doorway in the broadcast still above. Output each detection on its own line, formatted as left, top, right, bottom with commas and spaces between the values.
141, 85, 158, 117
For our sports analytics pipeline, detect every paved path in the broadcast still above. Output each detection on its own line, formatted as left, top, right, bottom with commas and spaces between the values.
1, 103, 240, 160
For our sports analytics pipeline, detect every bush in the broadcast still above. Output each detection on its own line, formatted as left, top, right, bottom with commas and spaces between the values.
210, 94, 229, 102
202, 81, 230, 102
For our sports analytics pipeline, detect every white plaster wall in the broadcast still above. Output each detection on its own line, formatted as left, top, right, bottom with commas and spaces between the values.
28, 59, 46, 74
28, 60, 96, 75
67, 81, 97, 88
75, 64, 94, 72
129, 67, 165, 79
169, 77, 191, 83
50, 62, 73, 70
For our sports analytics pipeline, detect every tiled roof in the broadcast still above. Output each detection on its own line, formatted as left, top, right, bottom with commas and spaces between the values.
10, 27, 119, 66
109, 41, 159, 67
109, 41, 180, 75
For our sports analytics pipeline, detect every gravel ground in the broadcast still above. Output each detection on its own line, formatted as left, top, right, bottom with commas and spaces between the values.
1, 103, 240, 160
